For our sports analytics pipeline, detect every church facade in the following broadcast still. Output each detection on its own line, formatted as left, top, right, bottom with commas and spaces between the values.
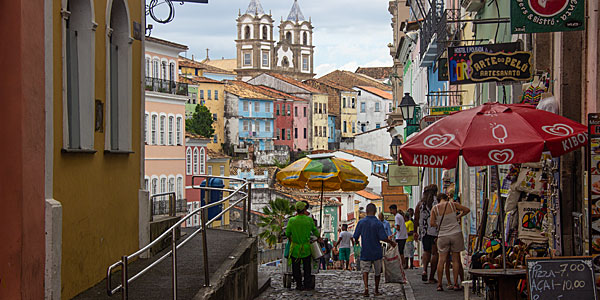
235, 0, 315, 81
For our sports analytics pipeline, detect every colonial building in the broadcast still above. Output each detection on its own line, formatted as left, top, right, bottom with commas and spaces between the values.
247, 73, 328, 150
235, 0, 315, 81
144, 37, 188, 218
184, 134, 210, 227
354, 86, 393, 133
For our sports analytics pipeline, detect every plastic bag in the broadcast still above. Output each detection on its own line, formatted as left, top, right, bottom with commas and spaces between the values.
383, 246, 406, 283
311, 241, 323, 259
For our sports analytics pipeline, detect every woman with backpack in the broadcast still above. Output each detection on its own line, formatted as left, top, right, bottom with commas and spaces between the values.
414, 184, 440, 283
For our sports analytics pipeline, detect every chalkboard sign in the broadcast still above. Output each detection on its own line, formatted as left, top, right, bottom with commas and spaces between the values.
527, 256, 597, 300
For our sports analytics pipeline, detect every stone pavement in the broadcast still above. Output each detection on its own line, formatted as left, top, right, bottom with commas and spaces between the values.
403, 267, 484, 300
256, 266, 406, 299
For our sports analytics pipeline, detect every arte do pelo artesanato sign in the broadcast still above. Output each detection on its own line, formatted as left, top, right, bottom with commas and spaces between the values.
469, 51, 533, 82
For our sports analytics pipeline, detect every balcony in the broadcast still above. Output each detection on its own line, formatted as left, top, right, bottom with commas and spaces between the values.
419, 7, 460, 67
145, 77, 188, 96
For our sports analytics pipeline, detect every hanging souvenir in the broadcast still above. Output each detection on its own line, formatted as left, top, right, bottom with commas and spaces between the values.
518, 201, 547, 244
515, 167, 543, 195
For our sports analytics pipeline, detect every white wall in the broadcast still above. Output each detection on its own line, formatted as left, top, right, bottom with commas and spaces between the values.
354, 87, 391, 132
333, 151, 384, 194
353, 128, 392, 160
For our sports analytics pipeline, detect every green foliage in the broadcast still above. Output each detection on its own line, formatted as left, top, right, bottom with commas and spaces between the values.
257, 198, 295, 247
185, 105, 215, 138
273, 158, 290, 169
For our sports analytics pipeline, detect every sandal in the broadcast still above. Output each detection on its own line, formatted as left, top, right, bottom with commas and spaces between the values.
436, 286, 444, 291
447, 285, 454, 290
453, 285, 463, 291
363, 290, 369, 297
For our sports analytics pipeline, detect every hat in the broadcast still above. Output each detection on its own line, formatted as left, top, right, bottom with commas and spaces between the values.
295, 201, 307, 211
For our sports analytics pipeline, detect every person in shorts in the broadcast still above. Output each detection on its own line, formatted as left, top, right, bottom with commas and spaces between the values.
404, 211, 415, 269
353, 204, 397, 297
390, 205, 408, 268
335, 224, 354, 270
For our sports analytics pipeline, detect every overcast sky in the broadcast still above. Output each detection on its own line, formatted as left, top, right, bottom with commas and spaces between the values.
148, 0, 393, 76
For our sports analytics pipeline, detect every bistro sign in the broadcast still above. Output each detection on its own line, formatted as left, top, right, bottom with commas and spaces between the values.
469, 51, 533, 82
511, 0, 585, 33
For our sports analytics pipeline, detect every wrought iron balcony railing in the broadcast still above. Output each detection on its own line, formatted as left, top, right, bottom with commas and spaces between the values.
145, 77, 188, 96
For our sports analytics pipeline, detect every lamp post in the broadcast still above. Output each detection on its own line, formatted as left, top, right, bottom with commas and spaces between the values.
390, 136, 402, 163
399, 93, 417, 123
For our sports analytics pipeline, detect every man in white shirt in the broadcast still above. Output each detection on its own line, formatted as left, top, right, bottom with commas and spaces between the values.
335, 224, 355, 271
390, 205, 408, 268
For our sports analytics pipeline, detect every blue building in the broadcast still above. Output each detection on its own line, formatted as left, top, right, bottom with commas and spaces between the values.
328, 114, 337, 149
224, 82, 275, 151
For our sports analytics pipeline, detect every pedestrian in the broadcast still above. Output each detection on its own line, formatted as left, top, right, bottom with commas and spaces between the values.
285, 201, 322, 291
414, 184, 439, 284
353, 242, 362, 271
335, 224, 354, 271
389, 204, 407, 268
353, 203, 397, 297
430, 193, 470, 291
404, 211, 415, 269
378, 212, 393, 238
319, 238, 331, 270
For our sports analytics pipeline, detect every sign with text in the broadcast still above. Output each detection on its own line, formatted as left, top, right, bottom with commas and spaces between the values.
468, 51, 533, 82
448, 43, 521, 85
420, 115, 446, 130
511, 0, 585, 34
430, 106, 461, 115
388, 165, 420, 186
526, 257, 597, 300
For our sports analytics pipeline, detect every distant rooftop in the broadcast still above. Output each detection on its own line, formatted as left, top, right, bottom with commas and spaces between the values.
357, 86, 393, 100
146, 36, 188, 50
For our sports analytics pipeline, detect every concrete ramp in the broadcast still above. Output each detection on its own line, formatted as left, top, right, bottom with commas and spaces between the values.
74, 228, 257, 300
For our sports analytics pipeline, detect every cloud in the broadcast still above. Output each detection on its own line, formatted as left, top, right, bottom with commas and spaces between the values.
149, 0, 393, 72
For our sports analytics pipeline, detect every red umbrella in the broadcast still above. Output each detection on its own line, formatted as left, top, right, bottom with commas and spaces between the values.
400, 102, 588, 168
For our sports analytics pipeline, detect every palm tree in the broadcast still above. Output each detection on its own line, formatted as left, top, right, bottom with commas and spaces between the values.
258, 198, 295, 248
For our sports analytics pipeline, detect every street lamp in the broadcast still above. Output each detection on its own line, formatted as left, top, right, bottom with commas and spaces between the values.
390, 135, 402, 160
399, 93, 417, 122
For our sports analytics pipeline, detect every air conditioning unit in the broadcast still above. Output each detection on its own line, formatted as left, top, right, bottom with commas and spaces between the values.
461, 0, 485, 12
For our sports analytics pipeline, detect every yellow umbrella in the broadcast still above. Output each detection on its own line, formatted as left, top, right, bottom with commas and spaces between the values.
276, 154, 369, 228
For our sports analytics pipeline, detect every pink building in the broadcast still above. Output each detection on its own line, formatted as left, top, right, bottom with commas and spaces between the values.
184, 135, 210, 227
144, 37, 189, 208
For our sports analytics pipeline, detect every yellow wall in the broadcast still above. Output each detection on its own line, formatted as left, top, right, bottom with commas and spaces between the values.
180, 66, 202, 77
312, 94, 329, 150
207, 159, 230, 226
341, 92, 357, 137
52, 0, 143, 298
197, 82, 225, 151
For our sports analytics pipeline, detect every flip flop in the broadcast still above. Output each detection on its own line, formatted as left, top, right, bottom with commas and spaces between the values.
436, 286, 443, 291
447, 285, 454, 290
363, 290, 369, 297
453, 285, 463, 291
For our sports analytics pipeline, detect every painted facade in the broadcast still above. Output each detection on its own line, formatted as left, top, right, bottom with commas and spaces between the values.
327, 115, 337, 146
355, 86, 393, 133
224, 81, 275, 151
144, 38, 188, 217
184, 135, 210, 228
44, 0, 144, 298
180, 75, 226, 151
247, 72, 328, 150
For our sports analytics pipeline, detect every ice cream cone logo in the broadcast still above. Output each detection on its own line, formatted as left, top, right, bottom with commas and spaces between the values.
529, 0, 568, 17
491, 124, 508, 144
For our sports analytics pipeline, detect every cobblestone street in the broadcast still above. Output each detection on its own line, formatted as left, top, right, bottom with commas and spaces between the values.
256, 266, 407, 299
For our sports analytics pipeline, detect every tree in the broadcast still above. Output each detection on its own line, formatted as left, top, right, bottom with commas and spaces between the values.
258, 198, 295, 248
186, 105, 215, 138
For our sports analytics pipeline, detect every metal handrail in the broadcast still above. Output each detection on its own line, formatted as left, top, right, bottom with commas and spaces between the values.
106, 175, 252, 299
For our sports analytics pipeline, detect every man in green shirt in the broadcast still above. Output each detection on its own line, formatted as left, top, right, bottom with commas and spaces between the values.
286, 201, 321, 290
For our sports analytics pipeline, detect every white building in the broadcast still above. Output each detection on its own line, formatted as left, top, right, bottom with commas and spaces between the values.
333, 150, 389, 195
353, 126, 393, 160
354, 86, 393, 133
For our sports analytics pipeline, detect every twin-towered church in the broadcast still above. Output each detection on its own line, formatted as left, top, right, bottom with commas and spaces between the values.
235, 0, 315, 81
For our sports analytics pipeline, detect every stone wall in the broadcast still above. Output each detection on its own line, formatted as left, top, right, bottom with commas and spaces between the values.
254, 148, 289, 166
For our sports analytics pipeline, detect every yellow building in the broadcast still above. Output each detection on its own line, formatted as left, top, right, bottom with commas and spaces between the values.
45, 0, 144, 298
179, 75, 226, 151
206, 149, 232, 227
340, 91, 358, 138
311, 93, 329, 150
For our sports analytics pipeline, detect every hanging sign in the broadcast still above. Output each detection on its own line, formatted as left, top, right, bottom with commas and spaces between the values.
448, 42, 521, 85
469, 51, 533, 82
430, 106, 461, 115
511, 0, 585, 34
420, 115, 446, 130
388, 165, 420, 186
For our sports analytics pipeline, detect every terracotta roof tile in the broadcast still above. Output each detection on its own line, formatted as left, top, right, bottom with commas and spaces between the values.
340, 149, 389, 161
265, 73, 325, 94
319, 70, 392, 91
185, 133, 210, 140
304, 78, 355, 92
225, 81, 275, 100
355, 67, 393, 80
146, 36, 188, 50
178, 75, 222, 85
356, 190, 382, 200
178, 56, 235, 75
357, 86, 393, 99
201, 58, 237, 72
256, 86, 307, 102
207, 149, 230, 159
